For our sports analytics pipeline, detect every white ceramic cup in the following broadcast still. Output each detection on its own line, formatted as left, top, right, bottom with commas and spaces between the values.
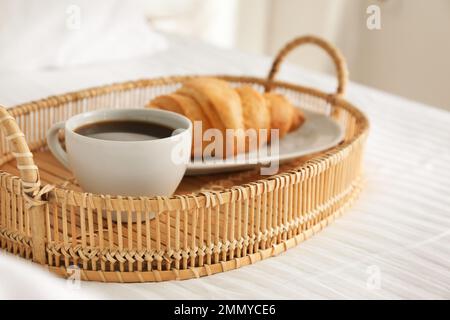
47, 108, 192, 197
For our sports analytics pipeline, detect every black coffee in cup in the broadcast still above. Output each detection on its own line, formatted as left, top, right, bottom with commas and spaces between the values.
74, 120, 174, 141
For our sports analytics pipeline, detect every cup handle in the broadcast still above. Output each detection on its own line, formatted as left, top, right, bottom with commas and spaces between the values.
46, 122, 70, 169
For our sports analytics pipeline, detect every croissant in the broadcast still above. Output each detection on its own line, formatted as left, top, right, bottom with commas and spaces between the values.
148, 77, 305, 158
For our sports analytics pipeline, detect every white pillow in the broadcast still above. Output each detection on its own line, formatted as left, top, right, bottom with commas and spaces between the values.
0, 0, 167, 70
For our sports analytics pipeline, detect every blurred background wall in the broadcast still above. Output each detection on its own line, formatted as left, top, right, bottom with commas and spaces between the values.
142, 0, 450, 111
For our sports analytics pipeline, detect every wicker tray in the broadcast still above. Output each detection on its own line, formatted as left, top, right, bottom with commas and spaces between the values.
0, 35, 368, 282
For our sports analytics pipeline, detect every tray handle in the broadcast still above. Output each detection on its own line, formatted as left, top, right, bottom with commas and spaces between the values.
266, 35, 348, 96
0, 104, 52, 264
0, 105, 52, 206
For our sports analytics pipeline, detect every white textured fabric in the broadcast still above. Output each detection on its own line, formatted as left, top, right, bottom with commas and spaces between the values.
0, 0, 167, 70
0, 252, 105, 299
0, 35, 449, 299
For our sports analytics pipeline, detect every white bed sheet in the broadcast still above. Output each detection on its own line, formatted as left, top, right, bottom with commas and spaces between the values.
0, 35, 449, 299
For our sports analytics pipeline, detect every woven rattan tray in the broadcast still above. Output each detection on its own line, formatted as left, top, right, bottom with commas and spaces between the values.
0, 35, 368, 282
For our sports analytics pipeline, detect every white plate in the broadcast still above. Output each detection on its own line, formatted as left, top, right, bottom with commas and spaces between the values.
186, 109, 344, 175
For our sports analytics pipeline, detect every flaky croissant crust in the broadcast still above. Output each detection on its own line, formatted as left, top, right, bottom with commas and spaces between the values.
148, 77, 305, 157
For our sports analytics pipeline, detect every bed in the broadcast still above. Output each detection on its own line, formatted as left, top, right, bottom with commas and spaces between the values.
1, 35, 449, 299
